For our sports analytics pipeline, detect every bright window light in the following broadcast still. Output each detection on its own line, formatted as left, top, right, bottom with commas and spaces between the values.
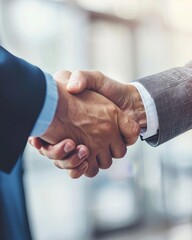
9, 0, 58, 42
166, 0, 192, 32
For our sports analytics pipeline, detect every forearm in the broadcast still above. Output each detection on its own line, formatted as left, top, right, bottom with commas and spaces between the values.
0, 47, 46, 172
136, 64, 192, 146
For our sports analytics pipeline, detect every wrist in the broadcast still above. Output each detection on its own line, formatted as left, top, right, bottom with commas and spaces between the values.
127, 84, 147, 129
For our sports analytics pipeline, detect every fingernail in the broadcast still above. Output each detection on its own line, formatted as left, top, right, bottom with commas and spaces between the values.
78, 148, 88, 159
29, 139, 34, 147
64, 143, 74, 153
67, 81, 80, 88
79, 161, 88, 170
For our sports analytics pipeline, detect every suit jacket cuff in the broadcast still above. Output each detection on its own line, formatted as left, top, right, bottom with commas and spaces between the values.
30, 73, 58, 137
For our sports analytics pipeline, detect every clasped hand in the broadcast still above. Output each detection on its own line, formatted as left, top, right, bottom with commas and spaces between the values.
29, 71, 144, 178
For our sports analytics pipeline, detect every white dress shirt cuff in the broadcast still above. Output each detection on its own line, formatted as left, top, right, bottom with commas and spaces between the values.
30, 73, 58, 137
130, 82, 159, 139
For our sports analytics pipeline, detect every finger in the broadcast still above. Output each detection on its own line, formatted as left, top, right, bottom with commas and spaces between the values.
109, 139, 127, 159
28, 137, 46, 150
53, 70, 72, 84
66, 71, 127, 108
66, 70, 105, 94
118, 112, 140, 146
40, 139, 76, 160
84, 155, 99, 178
54, 157, 85, 169
96, 151, 112, 170
53, 145, 89, 169
38, 148, 45, 156
67, 161, 88, 179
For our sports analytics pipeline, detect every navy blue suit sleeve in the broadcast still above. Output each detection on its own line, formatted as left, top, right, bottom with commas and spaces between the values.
0, 47, 46, 172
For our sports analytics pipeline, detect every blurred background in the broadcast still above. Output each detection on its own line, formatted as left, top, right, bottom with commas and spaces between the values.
1, 0, 192, 239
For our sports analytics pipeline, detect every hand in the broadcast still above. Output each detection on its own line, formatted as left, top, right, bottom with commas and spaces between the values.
66, 71, 146, 128
30, 71, 142, 178
30, 71, 139, 178
28, 137, 90, 178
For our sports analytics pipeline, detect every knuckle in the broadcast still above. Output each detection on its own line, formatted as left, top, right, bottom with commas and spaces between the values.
100, 159, 112, 170
113, 146, 127, 158
69, 171, 80, 179
61, 157, 84, 169
128, 136, 138, 146
85, 168, 99, 178
67, 158, 82, 168
120, 146, 127, 158
50, 146, 66, 160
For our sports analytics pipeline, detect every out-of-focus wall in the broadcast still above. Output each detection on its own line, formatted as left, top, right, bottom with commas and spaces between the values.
1, 1, 192, 240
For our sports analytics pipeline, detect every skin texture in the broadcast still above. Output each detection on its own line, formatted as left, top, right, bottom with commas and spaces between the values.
31, 71, 139, 178
66, 71, 146, 128
28, 137, 90, 178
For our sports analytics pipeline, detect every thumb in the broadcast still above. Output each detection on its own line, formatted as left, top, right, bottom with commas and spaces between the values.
66, 71, 128, 110
66, 70, 102, 94
28, 137, 45, 149
118, 112, 140, 146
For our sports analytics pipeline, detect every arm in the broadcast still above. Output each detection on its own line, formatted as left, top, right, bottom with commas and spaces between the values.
33, 65, 192, 178
30, 71, 140, 178
0, 48, 85, 173
40, 78, 139, 178
31, 71, 143, 178
136, 63, 192, 146
0, 48, 139, 176
67, 67, 192, 145
0, 47, 46, 172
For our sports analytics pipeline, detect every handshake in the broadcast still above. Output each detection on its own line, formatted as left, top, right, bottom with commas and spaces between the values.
29, 70, 146, 179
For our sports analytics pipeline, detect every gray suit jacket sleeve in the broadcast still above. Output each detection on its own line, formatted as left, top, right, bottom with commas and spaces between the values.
136, 62, 192, 147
